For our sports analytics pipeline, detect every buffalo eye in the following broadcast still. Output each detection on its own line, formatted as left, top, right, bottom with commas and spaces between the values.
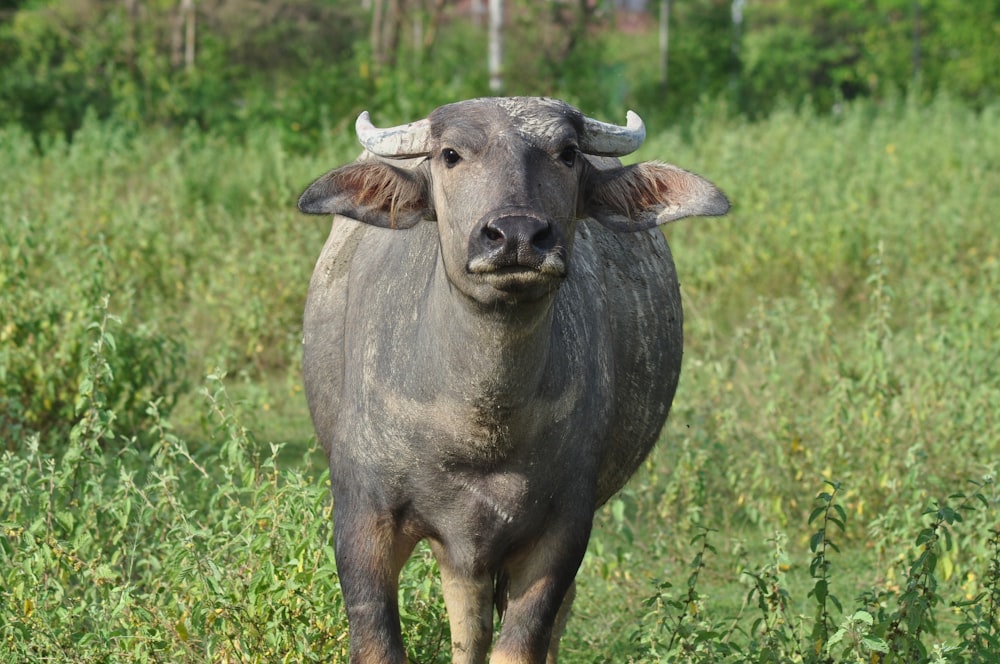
558, 145, 578, 167
441, 148, 462, 167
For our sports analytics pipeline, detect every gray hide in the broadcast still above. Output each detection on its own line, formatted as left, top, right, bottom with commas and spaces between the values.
298, 97, 729, 664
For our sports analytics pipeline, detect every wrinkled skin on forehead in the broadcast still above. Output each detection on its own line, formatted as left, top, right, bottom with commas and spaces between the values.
431, 97, 587, 150
297, 96, 729, 664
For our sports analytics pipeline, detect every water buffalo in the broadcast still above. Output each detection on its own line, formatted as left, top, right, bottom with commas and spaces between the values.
298, 96, 729, 663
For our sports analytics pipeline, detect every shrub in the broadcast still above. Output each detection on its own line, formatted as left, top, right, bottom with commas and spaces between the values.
0, 240, 185, 450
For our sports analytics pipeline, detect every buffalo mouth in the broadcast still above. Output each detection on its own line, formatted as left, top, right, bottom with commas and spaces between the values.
468, 259, 567, 293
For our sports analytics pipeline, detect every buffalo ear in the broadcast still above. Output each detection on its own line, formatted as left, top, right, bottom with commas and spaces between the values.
298, 161, 433, 230
584, 161, 730, 232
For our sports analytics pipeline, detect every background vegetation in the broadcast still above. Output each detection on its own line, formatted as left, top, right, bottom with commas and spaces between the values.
1, 1, 998, 662
2, 0, 999, 141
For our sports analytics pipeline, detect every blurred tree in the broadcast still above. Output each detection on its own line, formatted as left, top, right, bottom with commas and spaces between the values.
0, 0, 365, 137
489, 0, 502, 92
171, 0, 195, 71
631, 0, 731, 120
506, 0, 610, 99
740, 0, 867, 115
369, 0, 448, 75
0, 0, 996, 139
860, 0, 1000, 106
658, 0, 669, 89
739, 0, 1000, 114
370, 0, 398, 73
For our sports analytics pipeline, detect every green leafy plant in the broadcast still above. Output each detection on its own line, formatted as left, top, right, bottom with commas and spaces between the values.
808, 480, 846, 657
879, 485, 992, 662
953, 525, 1000, 661
742, 532, 801, 662
634, 528, 741, 663
826, 609, 889, 663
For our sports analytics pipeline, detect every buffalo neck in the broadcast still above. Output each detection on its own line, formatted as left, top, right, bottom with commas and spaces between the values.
420, 256, 556, 406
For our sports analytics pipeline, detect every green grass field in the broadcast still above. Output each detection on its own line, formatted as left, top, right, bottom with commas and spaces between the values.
2, 95, 998, 662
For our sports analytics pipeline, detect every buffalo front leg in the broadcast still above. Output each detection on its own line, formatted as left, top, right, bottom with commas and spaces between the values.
429, 540, 495, 664
334, 505, 417, 664
491, 523, 590, 664
546, 580, 576, 664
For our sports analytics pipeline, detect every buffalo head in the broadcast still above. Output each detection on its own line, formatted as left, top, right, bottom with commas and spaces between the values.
299, 97, 729, 306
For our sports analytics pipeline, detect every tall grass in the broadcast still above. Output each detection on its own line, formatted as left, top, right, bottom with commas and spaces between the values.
1, 95, 998, 661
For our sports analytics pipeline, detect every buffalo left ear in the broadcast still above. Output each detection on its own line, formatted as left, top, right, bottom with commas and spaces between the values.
584, 161, 730, 232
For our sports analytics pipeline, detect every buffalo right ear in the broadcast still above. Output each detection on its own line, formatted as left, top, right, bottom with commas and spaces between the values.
297, 161, 433, 230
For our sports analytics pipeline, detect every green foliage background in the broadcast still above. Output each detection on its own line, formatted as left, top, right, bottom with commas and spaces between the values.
1, 1, 999, 662
1, 1, 998, 140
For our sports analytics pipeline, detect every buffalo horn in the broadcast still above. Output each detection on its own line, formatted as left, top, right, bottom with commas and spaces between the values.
579, 110, 646, 157
355, 111, 432, 158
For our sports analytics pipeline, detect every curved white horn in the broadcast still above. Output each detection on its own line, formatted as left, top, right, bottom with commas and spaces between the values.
355, 111, 432, 158
579, 110, 646, 157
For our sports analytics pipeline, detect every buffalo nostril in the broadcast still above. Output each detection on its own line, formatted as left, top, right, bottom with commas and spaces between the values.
531, 225, 555, 251
484, 226, 504, 243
